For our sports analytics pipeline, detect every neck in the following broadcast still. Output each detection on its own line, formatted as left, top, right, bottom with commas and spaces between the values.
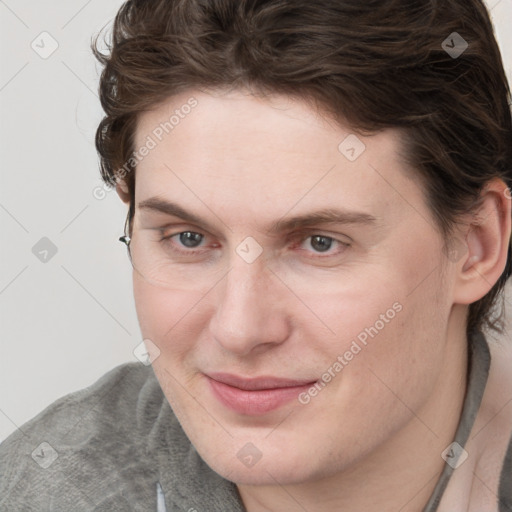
237, 310, 469, 512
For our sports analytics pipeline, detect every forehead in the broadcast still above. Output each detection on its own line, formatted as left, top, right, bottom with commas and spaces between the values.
132, 89, 429, 230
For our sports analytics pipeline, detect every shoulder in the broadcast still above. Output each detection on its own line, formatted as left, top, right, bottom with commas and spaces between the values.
479, 332, 512, 455
0, 362, 165, 511
487, 334, 512, 509
471, 331, 512, 510
500, 433, 512, 511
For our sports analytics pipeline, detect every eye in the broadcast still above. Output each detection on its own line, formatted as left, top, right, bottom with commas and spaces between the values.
308, 235, 334, 252
297, 234, 350, 256
174, 231, 204, 248
155, 229, 221, 262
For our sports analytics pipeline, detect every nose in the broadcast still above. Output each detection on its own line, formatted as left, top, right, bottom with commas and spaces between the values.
209, 257, 291, 356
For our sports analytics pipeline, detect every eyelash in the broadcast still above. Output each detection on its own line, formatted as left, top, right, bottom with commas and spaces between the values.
158, 230, 351, 258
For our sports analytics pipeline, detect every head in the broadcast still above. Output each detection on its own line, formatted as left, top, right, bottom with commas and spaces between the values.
92, 0, 512, 488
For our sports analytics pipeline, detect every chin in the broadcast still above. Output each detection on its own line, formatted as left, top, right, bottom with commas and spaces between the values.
215, 463, 310, 486
200, 445, 323, 486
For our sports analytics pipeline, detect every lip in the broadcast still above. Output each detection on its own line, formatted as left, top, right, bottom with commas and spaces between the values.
206, 373, 317, 416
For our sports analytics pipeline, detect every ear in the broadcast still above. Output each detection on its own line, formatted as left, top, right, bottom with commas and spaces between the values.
116, 179, 131, 204
453, 178, 511, 305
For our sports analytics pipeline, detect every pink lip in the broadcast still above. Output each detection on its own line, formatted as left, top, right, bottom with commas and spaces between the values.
206, 373, 317, 415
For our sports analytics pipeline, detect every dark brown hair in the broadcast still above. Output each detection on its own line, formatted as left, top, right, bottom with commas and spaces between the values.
92, 0, 512, 336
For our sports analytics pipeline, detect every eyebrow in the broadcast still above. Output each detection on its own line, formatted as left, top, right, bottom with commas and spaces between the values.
138, 197, 218, 232
268, 209, 377, 233
137, 197, 378, 234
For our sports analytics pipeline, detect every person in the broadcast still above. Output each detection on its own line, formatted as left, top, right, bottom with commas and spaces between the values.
1, 0, 512, 510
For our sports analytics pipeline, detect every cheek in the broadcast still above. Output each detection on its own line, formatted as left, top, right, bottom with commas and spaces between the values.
333, 278, 449, 416
308, 260, 449, 391
133, 275, 169, 339
293, 276, 406, 352
132, 272, 208, 349
280, 244, 438, 344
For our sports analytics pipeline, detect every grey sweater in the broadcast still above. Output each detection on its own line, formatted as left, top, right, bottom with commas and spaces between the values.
1, 331, 511, 511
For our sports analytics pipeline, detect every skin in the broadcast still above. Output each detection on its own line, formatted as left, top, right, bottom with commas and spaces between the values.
117, 88, 511, 511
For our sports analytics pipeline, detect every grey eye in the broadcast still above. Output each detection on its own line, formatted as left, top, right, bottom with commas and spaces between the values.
310, 236, 333, 252
179, 232, 204, 247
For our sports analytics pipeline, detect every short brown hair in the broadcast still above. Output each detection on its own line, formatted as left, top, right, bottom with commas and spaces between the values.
92, 0, 512, 336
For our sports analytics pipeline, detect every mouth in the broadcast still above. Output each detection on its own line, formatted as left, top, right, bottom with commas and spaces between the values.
205, 373, 317, 416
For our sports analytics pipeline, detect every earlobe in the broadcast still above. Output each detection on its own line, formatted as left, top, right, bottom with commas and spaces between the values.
453, 179, 511, 305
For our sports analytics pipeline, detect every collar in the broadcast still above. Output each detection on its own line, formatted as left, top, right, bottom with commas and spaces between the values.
423, 330, 491, 511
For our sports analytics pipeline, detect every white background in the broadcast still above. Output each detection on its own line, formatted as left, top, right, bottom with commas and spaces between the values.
1, 0, 511, 442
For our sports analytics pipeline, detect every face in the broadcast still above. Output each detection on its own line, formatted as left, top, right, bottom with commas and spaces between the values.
130, 88, 457, 486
